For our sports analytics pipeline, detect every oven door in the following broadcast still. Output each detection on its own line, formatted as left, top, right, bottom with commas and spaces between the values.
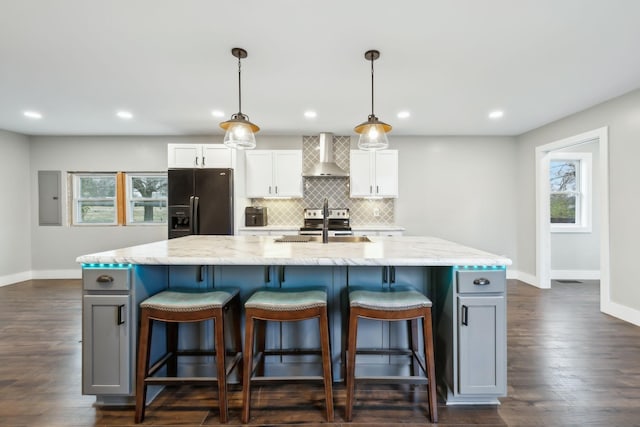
299, 229, 353, 237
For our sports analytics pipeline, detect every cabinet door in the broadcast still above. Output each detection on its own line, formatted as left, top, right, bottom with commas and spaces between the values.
273, 150, 303, 197
82, 294, 130, 395
168, 144, 200, 168
245, 151, 274, 197
373, 150, 398, 197
201, 144, 233, 168
457, 295, 506, 395
350, 150, 373, 197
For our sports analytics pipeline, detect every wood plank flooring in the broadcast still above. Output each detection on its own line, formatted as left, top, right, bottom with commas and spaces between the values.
1, 279, 639, 426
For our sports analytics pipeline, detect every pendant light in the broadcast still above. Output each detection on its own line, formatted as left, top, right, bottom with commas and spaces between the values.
220, 48, 259, 149
354, 50, 391, 150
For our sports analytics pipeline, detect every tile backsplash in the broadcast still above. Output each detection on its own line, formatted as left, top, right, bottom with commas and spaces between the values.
249, 135, 394, 226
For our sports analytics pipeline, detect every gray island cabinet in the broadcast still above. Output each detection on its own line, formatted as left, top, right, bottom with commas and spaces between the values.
77, 235, 511, 407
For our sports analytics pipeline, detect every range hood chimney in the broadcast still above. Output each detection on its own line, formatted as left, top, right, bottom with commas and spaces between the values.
303, 132, 349, 177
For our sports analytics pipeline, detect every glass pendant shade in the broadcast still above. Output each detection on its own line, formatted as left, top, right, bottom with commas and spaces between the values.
221, 113, 259, 150
355, 115, 391, 150
355, 50, 391, 151
219, 47, 259, 149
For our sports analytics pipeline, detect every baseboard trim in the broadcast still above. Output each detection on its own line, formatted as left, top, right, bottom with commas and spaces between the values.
508, 270, 539, 287
0, 269, 82, 286
0, 271, 32, 287
601, 300, 640, 327
32, 269, 82, 280
551, 270, 600, 280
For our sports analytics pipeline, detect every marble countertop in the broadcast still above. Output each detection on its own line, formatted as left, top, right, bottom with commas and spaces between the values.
76, 235, 512, 267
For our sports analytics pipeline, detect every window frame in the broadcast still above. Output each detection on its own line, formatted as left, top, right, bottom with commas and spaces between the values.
71, 172, 118, 226
125, 172, 168, 226
549, 152, 592, 233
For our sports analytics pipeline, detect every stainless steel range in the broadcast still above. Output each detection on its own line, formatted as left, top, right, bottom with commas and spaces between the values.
299, 208, 353, 236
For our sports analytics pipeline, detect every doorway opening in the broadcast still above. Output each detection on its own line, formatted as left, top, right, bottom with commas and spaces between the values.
535, 127, 610, 312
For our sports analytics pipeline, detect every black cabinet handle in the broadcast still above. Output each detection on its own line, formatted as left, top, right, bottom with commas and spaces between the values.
264, 266, 270, 283
473, 278, 491, 286
96, 274, 114, 284
390, 266, 396, 284
117, 304, 125, 325
382, 266, 388, 283
279, 266, 285, 283
461, 305, 468, 326
197, 265, 205, 282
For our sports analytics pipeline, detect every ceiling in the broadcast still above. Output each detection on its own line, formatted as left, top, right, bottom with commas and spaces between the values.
2, 0, 640, 137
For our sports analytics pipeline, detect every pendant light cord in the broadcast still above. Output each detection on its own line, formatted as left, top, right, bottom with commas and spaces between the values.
237, 55, 242, 114
370, 56, 375, 116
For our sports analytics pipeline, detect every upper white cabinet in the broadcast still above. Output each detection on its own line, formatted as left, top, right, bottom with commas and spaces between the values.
167, 144, 234, 168
350, 150, 398, 198
245, 150, 303, 198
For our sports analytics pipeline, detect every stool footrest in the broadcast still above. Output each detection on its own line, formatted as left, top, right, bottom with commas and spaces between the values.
354, 375, 430, 385
145, 377, 220, 385
356, 348, 414, 356
250, 375, 325, 384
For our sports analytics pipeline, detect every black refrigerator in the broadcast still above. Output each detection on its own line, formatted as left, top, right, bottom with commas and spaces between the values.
168, 168, 234, 239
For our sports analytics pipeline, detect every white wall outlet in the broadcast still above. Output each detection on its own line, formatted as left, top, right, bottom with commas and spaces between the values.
373, 208, 380, 217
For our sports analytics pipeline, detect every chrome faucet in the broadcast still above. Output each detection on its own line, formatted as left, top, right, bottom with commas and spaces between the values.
322, 198, 329, 244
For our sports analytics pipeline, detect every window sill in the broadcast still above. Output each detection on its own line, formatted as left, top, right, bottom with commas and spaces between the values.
550, 225, 592, 233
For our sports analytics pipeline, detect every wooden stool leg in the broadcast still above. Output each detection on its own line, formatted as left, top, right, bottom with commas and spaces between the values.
242, 312, 255, 424
214, 309, 228, 423
135, 311, 152, 423
409, 318, 420, 377
345, 309, 359, 422
166, 322, 178, 377
319, 308, 334, 422
232, 295, 243, 385
255, 318, 266, 377
422, 308, 438, 423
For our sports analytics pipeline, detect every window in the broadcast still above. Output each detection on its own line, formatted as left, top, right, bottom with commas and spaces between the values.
126, 173, 168, 224
72, 173, 117, 225
70, 172, 167, 226
549, 152, 592, 232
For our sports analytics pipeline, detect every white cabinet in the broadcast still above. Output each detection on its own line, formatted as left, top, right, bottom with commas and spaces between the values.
352, 229, 404, 237
349, 150, 398, 198
238, 228, 299, 236
245, 150, 302, 198
168, 144, 234, 168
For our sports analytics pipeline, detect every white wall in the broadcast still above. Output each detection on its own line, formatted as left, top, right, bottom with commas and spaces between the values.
517, 88, 640, 316
550, 141, 600, 274
394, 136, 518, 265
0, 130, 31, 285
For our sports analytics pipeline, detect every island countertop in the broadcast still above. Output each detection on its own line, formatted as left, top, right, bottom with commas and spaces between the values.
76, 235, 512, 267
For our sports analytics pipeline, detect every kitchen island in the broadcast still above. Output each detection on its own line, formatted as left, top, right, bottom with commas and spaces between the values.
77, 235, 511, 406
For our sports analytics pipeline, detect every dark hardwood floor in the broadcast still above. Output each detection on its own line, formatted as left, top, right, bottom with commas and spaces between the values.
1, 279, 639, 426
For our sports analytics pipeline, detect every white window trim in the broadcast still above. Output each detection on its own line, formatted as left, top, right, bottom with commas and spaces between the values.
71, 173, 118, 226
125, 172, 168, 226
549, 152, 592, 233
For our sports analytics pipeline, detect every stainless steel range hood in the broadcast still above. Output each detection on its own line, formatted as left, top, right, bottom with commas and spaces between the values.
303, 132, 349, 177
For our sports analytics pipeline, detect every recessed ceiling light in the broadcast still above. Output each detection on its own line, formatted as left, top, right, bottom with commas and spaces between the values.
117, 111, 133, 119
23, 111, 42, 119
397, 111, 411, 119
304, 110, 317, 119
488, 110, 504, 119
211, 110, 225, 118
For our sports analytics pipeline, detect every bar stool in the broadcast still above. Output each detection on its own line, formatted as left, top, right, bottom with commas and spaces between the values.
241, 287, 334, 423
135, 287, 242, 424
345, 285, 438, 423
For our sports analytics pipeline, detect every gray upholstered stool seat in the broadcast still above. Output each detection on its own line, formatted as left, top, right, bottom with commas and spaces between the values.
244, 288, 327, 311
140, 288, 238, 311
242, 286, 334, 423
349, 286, 433, 310
346, 285, 438, 423
135, 287, 242, 424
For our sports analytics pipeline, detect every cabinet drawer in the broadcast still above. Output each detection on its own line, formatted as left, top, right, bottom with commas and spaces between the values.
457, 270, 505, 294
83, 269, 130, 291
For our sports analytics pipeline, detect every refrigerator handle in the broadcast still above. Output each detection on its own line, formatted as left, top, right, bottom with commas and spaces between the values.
193, 196, 200, 235
189, 196, 196, 234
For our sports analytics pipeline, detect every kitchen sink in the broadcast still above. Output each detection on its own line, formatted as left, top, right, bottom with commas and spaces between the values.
274, 235, 372, 243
